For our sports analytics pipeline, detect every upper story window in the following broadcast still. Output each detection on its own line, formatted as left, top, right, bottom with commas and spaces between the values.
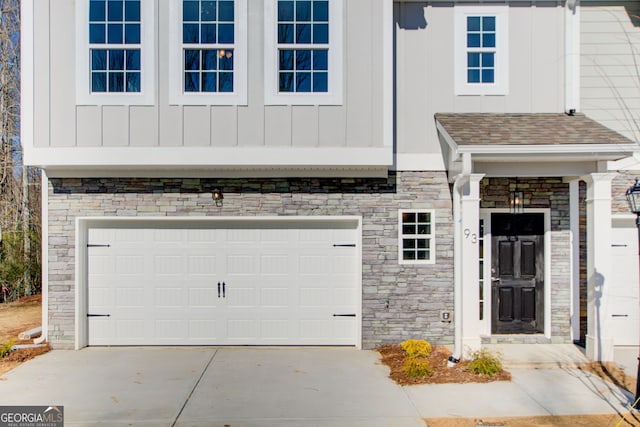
399, 210, 435, 265
454, 6, 508, 96
169, 0, 247, 105
264, 0, 343, 105
76, 0, 155, 105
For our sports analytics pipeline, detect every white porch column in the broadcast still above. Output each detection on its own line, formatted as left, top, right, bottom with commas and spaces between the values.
460, 174, 485, 353
584, 173, 616, 361
569, 179, 580, 342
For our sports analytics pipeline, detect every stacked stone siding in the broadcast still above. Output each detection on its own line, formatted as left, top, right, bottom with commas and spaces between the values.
480, 177, 573, 343
46, 171, 455, 349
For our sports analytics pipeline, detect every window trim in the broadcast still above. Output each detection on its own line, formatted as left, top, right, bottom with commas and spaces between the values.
76, 0, 155, 105
264, 0, 343, 106
169, 0, 248, 105
454, 6, 508, 96
398, 209, 436, 265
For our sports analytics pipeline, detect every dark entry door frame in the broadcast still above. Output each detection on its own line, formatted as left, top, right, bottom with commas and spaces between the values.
480, 209, 551, 338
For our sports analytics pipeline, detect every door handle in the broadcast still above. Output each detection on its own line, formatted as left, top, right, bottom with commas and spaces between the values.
491, 277, 501, 282
217, 282, 221, 298
222, 282, 226, 298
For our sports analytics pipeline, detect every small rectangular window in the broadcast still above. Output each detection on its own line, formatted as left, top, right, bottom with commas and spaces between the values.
399, 210, 435, 264
465, 16, 495, 84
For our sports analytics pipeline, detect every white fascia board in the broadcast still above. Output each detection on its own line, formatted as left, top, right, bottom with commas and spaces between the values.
457, 144, 639, 156
25, 146, 393, 169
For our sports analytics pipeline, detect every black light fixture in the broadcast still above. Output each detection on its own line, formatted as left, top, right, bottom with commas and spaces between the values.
510, 177, 524, 215
212, 188, 224, 207
625, 178, 640, 409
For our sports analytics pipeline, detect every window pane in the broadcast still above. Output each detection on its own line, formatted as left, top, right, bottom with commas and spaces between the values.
467, 33, 480, 48
203, 50, 218, 70
468, 52, 479, 67
219, 1, 234, 21
92, 50, 107, 70
201, 23, 216, 43
279, 50, 294, 70
296, 72, 311, 92
219, 51, 233, 70
278, 24, 294, 43
482, 52, 494, 67
482, 69, 494, 83
402, 212, 416, 223
125, 1, 140, 21
403, 251, 416, 260
126, 72, 140, 92
403, 239, 416, 249
482, 33, 496, 48
219, 72, 233, 92
90, 1, 106, 21
202, 72, 217, 92
278, 1, 294, 21
313, 0, 328, 21
313, 50, 327, 70
109, 72, 124, 92
483, 16, 495, 31
417, 212, 430, 223
108, 0, 123, 21
313, 72, 327, 92
417, 250, 428, 260
417, 224, 431, 235
201, 1, 216, 21
403, 224, 416, 234
296, 23, 311, 43
468, 69, 480, 83
185, 72, 200, 91
279, 72, 294, 92
109, 49, 124, 70
108, 23, 123, 44
296, 1, 311, 21
126, 50, 140, 70
296, 50, 311, 70
218, 24, 234, 43
313, 24, 328, 44
467, 16, 480, 31
183, 0, 199, 21
183, 23, 199, 43
90, 24, 106, 43
92, 72, 107, 92
185, 49, 200, 70
124, 23, 140, 44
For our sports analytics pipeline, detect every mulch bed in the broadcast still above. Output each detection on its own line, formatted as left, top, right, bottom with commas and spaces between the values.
377, 344, 511, 385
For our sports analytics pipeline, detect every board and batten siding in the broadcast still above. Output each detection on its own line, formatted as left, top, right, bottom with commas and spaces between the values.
580, 1, 640, 143
31, 0, 387, 151
394, 2, 565, 159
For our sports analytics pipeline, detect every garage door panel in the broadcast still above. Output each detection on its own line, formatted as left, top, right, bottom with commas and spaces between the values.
88, 222, 359, 346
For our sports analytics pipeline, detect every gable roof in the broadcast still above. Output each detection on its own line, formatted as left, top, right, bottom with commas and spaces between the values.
434, 113, 635, 147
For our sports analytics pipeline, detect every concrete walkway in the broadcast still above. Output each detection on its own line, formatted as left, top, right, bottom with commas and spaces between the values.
0, 345, 635, 426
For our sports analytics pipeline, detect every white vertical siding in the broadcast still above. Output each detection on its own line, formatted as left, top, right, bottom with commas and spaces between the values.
581, 2, 640, 142
34, 0, 387, 153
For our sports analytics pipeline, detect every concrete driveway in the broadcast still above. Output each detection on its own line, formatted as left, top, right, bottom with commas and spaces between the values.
0, 346, 634, 426
0, 347, 426, 426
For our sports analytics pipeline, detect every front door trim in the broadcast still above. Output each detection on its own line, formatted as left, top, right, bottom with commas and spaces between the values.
479, 208, 551, 338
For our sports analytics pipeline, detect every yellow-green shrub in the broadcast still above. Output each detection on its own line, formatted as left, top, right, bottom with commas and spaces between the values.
0, 339, 14, 358
401, 339, 432, 358
403, 357, 434, 378
467, 348, 503, 377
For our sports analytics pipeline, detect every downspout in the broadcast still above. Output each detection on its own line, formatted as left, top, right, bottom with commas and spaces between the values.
450, 174, 467, 366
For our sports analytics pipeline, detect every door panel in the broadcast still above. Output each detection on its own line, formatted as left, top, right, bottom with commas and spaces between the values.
491, 213, 545, 334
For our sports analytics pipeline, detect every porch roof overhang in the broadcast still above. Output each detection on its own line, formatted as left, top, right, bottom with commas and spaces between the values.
435, 113, 639, 180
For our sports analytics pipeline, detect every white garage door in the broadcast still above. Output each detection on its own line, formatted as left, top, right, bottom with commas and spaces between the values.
87, 220, 359, 346
607, 220, 639, 346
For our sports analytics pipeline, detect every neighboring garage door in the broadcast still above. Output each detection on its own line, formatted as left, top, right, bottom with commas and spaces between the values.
608, 219, 639, 346
87, 220, 359, 346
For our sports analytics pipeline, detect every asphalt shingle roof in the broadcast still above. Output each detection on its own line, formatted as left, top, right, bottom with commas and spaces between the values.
435, 113, 636, 146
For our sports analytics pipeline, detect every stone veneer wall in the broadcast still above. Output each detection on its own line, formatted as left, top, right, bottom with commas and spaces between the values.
480, 177, 572, 343
46, 171, 454, 349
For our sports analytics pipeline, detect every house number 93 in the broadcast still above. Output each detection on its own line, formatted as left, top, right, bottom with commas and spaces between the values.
464, 228, 477, 244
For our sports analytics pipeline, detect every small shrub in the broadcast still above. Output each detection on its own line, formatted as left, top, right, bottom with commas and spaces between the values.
467, 348, 503, 377
401, 339, 432, 358
0, 340, 15, 358
403, 357, 433, 378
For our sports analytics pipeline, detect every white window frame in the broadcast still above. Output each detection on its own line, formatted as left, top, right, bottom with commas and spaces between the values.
169, 0, 247, 105
76, 0, 155, 105
398, 209, 436, 265
264, 0, 343, 106
454, 6, 508, 96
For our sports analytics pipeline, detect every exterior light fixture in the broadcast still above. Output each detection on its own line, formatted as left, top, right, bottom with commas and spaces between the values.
625, 177, 640, 409
510, 178, 524, 215
212, 188, 224, 207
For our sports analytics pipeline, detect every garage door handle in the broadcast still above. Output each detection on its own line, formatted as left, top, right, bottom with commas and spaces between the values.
87, 313, 111, 317
218, 282, 221, 298
222, 282, 226, 298
333, 314, 356, 317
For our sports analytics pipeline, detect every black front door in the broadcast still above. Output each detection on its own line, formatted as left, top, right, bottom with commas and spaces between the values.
491, 213, 544, 334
